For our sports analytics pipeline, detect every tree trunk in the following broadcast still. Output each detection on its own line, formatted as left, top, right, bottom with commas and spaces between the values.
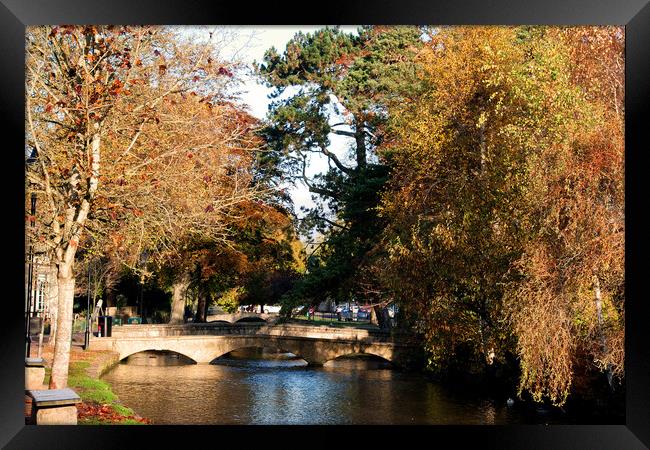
195, 289, 207, 323
371, 305, 391, 331
106, 288, 115, 308
593, 274, 614, 388
47, 263, 58, 348
49, 265, 74, 389
370, 306, 378, 325
479, 119, 487, 174
169, 277, 189, 324
354, 125, 367, 169
379, 307, 391, 331
49, 129, 100, 388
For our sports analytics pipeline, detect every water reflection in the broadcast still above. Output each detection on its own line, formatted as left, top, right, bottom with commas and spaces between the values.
102, 349, 525, 425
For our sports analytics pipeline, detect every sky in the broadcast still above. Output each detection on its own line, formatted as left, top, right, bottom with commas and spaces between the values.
183, 26, 360, 217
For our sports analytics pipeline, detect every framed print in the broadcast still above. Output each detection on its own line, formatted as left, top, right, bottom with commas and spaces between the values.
2, 0, 649, 448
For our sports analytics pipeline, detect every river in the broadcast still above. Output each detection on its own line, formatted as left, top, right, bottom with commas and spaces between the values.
100, 349, 594, 425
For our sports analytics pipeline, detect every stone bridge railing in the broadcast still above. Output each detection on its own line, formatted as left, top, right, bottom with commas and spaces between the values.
109, 322, 415, 343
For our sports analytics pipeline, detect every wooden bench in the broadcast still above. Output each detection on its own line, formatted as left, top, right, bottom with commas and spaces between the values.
26, 388, 81, 425
25, 358, 46, 390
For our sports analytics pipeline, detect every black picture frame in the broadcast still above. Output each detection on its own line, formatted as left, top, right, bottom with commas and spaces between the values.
2, 1, 648, 448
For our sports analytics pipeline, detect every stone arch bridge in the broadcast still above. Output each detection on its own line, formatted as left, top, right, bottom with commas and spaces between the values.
88, 322, 424, 368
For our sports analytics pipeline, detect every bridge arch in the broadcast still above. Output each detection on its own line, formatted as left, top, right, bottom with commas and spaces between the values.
112, 339, 209, 364
211, 345, 308, 365
206, 312, 274, 324
204, 338, 315, 365
323, 352, 393, 368
120, 349, 198, 365
118, 348, 198, 364
233, 317, 267, 324
207, 320, 231, 325
307, 342, 401, 367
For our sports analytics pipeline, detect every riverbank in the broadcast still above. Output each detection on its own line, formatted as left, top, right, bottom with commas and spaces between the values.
30, 345, 151, 425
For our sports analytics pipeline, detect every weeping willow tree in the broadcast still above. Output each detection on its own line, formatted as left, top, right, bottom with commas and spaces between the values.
374, 26, 624, 406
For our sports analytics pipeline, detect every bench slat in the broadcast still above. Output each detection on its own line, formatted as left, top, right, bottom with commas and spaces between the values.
27, 388, 81, 407
25, 357, 47, 367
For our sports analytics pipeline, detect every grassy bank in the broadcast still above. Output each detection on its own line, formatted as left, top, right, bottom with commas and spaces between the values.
40, 347, 151, 425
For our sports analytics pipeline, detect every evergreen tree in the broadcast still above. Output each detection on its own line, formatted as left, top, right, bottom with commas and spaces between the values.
257, 26, 423, 327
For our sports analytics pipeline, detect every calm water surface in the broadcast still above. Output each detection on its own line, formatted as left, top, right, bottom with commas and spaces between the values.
101, 349, 554, 425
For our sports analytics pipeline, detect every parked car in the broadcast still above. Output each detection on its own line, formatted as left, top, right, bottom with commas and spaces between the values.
356, 309, 371, 321
339, 308, 353, 321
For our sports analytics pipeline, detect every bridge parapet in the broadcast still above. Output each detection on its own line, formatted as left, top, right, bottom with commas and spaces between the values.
108, 322, 410, 343
110, 322, 263, 338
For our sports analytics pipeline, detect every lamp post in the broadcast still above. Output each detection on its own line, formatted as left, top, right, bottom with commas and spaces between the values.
25, 192, 36, 358
83, 259, 92, 350
25, 148, 38, 359
138, 252, 149, 324
139, 277, 145, 324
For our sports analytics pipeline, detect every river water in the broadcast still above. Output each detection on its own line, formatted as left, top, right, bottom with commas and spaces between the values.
101, 349, 572, 425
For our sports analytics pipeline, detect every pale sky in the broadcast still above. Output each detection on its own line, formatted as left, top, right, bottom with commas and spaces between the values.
181, 26, 360, 218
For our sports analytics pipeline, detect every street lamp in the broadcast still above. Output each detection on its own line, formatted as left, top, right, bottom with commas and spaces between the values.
83, 259, 92, 350
25, 193, 36, 358
25, 148, 38, 358
140, 280, 144, 323
138, 251, 149, 324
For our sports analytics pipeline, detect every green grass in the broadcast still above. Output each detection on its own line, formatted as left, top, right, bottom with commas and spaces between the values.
111, 403, 136, 417
69, 363, 116, 403
78, 417, 145, 426
63, 360, 141, 424
77, 417, 105, 425
70, 371, 116, 404
119, 418, 147, 425
78, 417, 146, 426
75, 383, 117, 404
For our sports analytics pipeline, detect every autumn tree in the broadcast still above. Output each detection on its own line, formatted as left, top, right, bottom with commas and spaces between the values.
236, 202, 304, 314
504, 26, 624, 405
26, 25, 263, 387
183, 200, 304, 322
101, 96, 264, 324
375, 26, 624, 405
376, 26, 543, 375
